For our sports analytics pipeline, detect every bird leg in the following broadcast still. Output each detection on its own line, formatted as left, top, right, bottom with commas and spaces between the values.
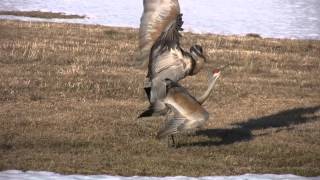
167, 135, 177, 148
171, 135, 175, 146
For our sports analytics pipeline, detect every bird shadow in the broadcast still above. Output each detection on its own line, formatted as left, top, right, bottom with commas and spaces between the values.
177, 105, 320, 147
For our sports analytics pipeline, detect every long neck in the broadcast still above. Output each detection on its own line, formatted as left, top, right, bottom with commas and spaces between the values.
196, 76, 219, 104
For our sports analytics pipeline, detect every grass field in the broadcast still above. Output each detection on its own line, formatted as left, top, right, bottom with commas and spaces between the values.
0, 11, 85, 19
0, 19, 319, 177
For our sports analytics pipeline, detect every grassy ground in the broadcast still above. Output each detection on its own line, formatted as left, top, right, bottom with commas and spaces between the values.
0, 19, 319, 177
0, 11, 85, 19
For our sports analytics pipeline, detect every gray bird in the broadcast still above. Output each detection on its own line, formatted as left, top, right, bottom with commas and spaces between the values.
140, 13, 207, 118
157, 69, 221, 146
137, 0, 181, 67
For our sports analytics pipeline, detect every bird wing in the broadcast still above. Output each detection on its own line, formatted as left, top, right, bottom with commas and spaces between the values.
138, 100, 167, 118
138, 0, 181, 63
153, 13, 184, 51
157, 107, 187, 139
153, 50, 184, 75
148, 51, 187, 103
157, 82, 209, 139
146, 13, 184, 78
147, 46, 189, 81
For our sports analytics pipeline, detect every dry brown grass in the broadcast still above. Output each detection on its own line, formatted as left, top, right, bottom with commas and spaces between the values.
0, 11, 85, 19
0, 19, 319, 177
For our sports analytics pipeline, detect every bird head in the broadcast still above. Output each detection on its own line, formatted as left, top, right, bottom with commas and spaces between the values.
190, 44, 205, 60
189, 44, 207, 75
212, 68, 221, 77
212, 68, 221, 81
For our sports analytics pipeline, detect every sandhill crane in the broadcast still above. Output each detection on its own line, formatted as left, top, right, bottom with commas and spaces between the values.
137, 0, 181, 67
157, 69, 221, 146
139, 13, 207, 118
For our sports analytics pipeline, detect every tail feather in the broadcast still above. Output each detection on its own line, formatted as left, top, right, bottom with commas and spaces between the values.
144, 87, 151, 102
157, 128, 177, 139
138, 108, 155, 118
138, 102, 167, 119
156, 118, 185, 139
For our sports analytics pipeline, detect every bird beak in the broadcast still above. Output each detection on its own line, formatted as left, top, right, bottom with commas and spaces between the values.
203, 55, 207, 62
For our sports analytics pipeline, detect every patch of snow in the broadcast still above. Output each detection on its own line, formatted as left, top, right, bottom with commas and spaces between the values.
0, 170, 319, 180
0, 0, 320, 39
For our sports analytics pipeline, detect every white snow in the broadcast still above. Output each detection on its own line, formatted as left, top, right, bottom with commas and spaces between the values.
0, 0, 320, 39
0, 170, 319, 180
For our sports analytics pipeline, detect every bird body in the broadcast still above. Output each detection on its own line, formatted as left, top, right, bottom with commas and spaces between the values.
150, 48, 192, 80
145, 43, 206, 114
140, 69, 221, 138
156, 69, 221, 139
138, 0, 180, 66
165, 85, 209, 122
147, 48, 194, 104
157, 84, 209, 139
143, 13, 205, 106
138, 0, 207, 122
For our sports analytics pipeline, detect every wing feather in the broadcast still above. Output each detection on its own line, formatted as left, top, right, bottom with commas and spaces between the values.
138, 0, 180, 64
153, 13, 184, 51
153, 51, 181, 74
147, 13, 184, 78
157, 114, 186, 139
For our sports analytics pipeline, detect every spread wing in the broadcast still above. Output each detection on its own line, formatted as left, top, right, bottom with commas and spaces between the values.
152, 49, 183, 76
157, 106, 187, 139
147, 14, 184, 78
138, 0, 180, 64
152, 13, 184, 53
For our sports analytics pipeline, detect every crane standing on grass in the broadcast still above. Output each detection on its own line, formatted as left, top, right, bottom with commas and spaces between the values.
157, 69, 221, 146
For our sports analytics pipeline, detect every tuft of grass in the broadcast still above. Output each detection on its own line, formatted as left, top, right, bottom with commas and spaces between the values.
0, 11, 86, 19
246, 33, 262, 38
0, 19, 319, 177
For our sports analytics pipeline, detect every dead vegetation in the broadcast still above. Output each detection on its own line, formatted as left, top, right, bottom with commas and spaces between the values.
0, 20, 319, 177
0, 11, 85, 19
